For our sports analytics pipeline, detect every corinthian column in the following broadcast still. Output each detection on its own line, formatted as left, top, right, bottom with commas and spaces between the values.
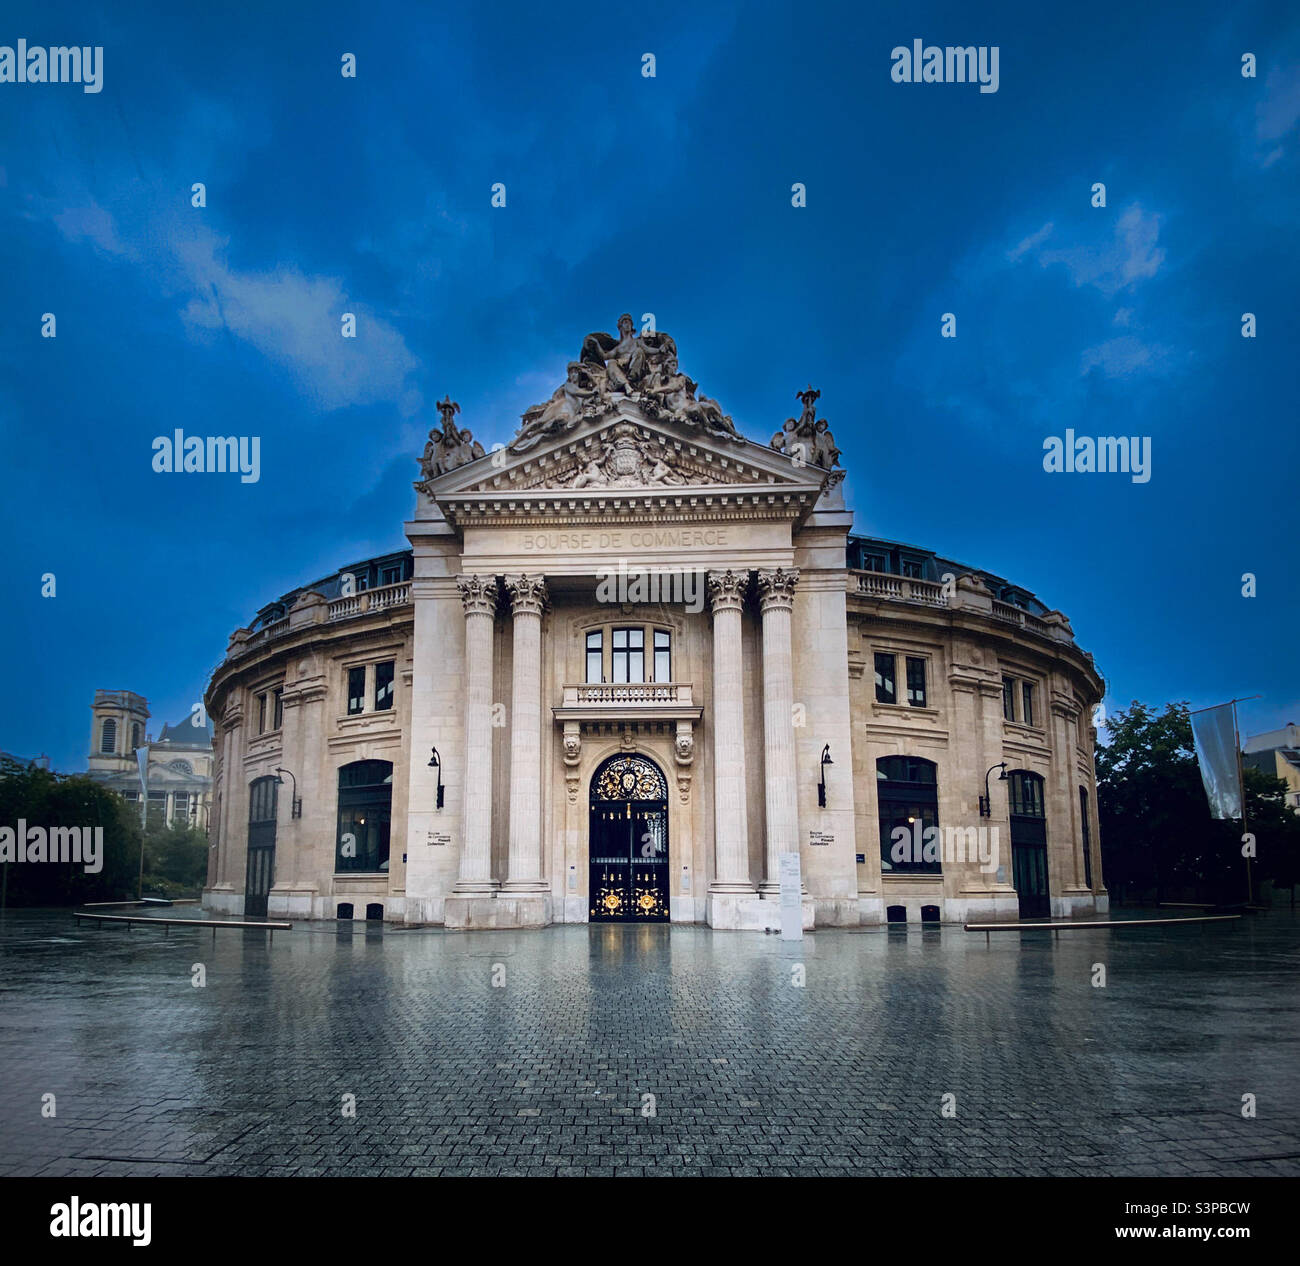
756, 568, 800, 894
504, 574, 549, 892
454, 575, 498, 892
708, 569, 754, 894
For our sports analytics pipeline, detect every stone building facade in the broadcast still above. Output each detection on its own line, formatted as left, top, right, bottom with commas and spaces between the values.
87, 689, 215, 830
203, 318, 1106, 927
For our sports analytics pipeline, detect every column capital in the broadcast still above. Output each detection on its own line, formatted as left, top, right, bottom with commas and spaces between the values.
707, 568, 749, 614
755, 566, 800, 612
457, 574, 499, 617
504, 573, 549, 617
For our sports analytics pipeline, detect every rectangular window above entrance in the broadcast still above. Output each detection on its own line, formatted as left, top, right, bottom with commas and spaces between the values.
611, 627, 645, 684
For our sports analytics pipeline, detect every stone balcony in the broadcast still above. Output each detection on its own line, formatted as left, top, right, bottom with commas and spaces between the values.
848, 569, 1076, 645
221, 581, 413, 664
552, 682, 703, 724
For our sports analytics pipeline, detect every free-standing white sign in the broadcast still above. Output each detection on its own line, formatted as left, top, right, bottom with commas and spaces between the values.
779, 851, 802, 941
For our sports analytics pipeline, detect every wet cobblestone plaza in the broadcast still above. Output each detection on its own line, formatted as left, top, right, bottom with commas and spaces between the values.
1, 910, 1297, 1178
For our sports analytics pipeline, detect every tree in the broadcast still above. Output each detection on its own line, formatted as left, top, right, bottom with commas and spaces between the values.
1242, 764, 1300, 897
141, 817, 210, 897
0, 756, 141, 906
1096, 701, 1300, 905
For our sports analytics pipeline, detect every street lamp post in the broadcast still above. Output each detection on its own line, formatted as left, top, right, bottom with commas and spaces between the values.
980, 762, 1008, 818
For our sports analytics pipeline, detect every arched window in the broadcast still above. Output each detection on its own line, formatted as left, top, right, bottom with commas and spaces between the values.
336, 760, 393, 874
169, 759, 193, 775
131, 722, 142, 750
877, 755, 940, 874
1008, 770, 1045, 818
99, 718, 117, 754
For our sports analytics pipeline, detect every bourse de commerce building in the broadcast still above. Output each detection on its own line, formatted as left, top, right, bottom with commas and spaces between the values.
202, 316, 1107, 931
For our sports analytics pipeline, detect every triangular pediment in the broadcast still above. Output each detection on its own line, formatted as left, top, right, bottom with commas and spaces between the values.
412, 316, 846, 525
419, 404, 835, 530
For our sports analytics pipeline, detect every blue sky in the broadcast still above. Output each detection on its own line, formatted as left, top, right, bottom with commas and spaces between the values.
1, 0, 1297, 771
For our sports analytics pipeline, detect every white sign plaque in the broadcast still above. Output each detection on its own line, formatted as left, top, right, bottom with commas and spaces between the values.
779, 851, 802, 941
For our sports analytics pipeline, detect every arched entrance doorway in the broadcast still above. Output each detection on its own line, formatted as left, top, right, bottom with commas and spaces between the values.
245, 775, 278, 919
589, 753, 669, 922
1008, 769, 1050, 919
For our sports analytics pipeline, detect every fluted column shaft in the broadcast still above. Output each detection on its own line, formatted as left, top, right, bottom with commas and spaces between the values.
708, 570, 753, 892
455, 575, 498, 892
505, 574, 549, 890
757, 568, 800, 893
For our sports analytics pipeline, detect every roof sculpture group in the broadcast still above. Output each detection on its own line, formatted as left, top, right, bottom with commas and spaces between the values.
416, 314, 842, 485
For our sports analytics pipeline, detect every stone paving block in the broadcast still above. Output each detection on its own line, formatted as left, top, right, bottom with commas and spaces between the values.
0, 911, 1297, 1176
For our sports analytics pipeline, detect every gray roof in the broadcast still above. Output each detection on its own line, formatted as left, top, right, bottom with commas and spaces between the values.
155, 716, 215, 747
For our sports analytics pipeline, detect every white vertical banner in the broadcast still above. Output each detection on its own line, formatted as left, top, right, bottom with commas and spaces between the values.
1190, 703, 1242, 820
779, 851, 802, 941
136, 746, 149, 797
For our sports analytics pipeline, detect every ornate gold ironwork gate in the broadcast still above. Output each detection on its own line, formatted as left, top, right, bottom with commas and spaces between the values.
588, 754, 669, 922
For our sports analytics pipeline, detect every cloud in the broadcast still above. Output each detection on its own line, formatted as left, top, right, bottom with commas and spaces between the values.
175, 231, 421, 415
1251, 64, 1300, 167
1034, 204, 1166, 296
39, 184, 423, 416
1079, 335, 1170, 380
51, 202, 135, 259
1006, 221, 1053, 262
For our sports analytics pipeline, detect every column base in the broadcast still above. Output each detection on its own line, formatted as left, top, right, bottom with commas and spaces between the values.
444, 892, 553, 929
707, 891, 814, 931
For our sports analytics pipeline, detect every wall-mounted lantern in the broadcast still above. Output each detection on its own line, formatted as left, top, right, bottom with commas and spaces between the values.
818, 744, 833, 808
428, 747, 445, 810
979, 762, 1008, 818
274, 767, 302, 819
